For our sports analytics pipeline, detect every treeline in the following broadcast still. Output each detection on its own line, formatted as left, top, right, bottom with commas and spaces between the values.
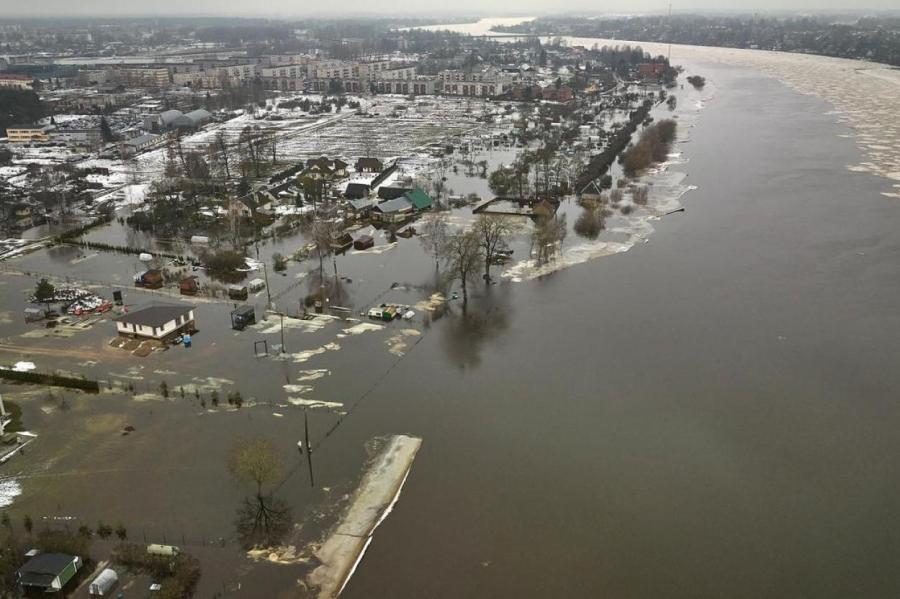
622, 120, 678, 176
575, 100, 653, 191
496, 15, 900, 67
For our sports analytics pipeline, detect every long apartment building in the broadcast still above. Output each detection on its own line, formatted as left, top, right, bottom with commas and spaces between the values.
437, 67, 516, 97
0, 73, 34, 90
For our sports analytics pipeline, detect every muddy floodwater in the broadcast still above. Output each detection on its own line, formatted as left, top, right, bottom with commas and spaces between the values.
4, 36, 900, 599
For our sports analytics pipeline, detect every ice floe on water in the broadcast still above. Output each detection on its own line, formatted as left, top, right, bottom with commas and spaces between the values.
286, 397, 344, 410
296, 369, 330, 382
0, 478, 21, 508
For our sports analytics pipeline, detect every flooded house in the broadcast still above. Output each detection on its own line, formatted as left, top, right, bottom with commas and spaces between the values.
371, 188, 433, 223
114, 303, 196, 341
353, 235, 375, 250
228, 284, 249, 301
179, 276, 200, 296
331, 232, 354, 253
16, 553, 82, 594
230, 305, 255, 330
134, 269, 163, 289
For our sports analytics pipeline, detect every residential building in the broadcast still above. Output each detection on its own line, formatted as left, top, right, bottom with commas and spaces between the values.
355, 157, 383, 173
172, 72, 224, 89
217, 64, 258, 82
5, 125, 50, 143
54, 128, 102, 149
114, 303, 196, 341
121, 68, 171, 88
261, 76, 305, 92
374, 76, 435, 95
0, 73, 34, 89
438, 67, 514, 97
17, 553, 82, 594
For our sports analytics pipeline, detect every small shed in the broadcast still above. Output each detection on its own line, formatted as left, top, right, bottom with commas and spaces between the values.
179, 276, 199, 296
136, 269, 163, 289
230, 305, 255, 330
330, 232, 353, 253
89, 568, 118, 597
353, 235, 374, 250
227, 284, 248, 301
24, 307, 44, 322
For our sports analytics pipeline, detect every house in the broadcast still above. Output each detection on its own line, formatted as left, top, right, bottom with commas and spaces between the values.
114, 303, 196, 341
355, 157, 383, 173
226, 198, 253, 218
372, 196, 414, 222
17, 553, 82, 594
404, 188, 433, 211
638, 63, 667, 78
344, 182, 371, 200
348, 197, 376, 215
542, 85, 573, 102
305, 156, 348, 179
377, 186, 412, 200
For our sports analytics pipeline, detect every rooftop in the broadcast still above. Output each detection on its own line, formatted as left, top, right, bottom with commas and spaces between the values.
114, 303, 194, 328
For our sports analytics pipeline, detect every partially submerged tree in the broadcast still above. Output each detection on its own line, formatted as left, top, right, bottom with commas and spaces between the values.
473, 214, 515, 283
442, 230, 484, 306
418, 211, 449, 268
228, 438, 292, 549
532, 214, 567, 264
310, 219, 336, 285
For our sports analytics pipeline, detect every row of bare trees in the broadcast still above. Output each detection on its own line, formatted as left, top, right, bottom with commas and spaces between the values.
419, 213, 566, 306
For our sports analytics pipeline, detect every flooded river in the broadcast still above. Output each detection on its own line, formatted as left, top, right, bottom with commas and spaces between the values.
3, 19, 900, 598
338, 21, 900, 599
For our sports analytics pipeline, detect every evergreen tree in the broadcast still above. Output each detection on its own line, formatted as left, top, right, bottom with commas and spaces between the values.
99, 116, 114, 142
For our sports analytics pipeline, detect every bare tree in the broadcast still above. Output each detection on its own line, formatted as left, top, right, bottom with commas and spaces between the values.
532, 214, 568, 264
473, 214, 515, 282
239, 126, 265, 177
310, 219, 336, 285
228, 438, 292, 549
214, 131, 232, 180
229, 438, 285, 495
442, 230, 484, 306
418, 211, 449, 268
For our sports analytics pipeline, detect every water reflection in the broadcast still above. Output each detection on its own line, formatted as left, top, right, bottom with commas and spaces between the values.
440, 285, 512, 370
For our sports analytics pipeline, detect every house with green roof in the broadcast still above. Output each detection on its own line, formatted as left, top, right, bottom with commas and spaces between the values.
404, 188, 433, 211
